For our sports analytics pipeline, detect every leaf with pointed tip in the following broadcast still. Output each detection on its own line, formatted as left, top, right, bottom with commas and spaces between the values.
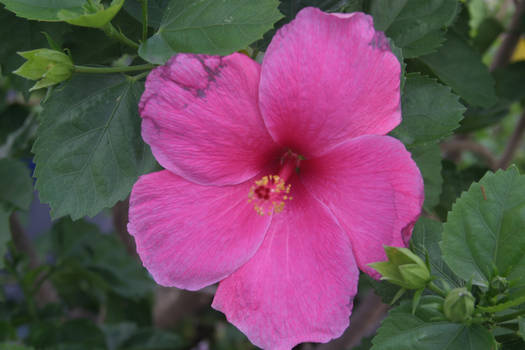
392, 73, 465, 145
370, 0, 458, 57
409, 143, 443, 211
139, 0, 282, 64
419, 31, 498, 108
441, 167, 525, 293
33, 74, 156, 219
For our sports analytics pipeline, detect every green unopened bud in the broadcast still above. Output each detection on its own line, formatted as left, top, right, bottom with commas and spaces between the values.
490, 276, 509, 293
14, 49, 73, 91
57, 0, 124, 28
369, 246, 431, 290
444, 287, 475, 323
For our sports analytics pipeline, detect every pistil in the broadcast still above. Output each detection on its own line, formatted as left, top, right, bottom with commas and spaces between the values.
248, 151, 301, 216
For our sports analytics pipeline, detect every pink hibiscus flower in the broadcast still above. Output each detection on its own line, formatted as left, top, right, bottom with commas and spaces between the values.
129, 7, 424, 350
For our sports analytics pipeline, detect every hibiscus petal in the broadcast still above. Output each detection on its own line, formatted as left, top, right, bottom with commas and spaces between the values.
139, 53, 278, 186
259, 8, 401, 157
300, 135, 424, 278
128, 170, 271, 290
212, 180, 359, 349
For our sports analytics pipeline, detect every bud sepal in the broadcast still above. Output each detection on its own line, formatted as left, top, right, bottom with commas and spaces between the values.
369, 246, 431, 290
14, 49, 73, 91
443, 287, 476, 323
57, 0, 125, 28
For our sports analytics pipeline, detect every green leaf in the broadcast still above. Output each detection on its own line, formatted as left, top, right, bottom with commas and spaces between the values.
124, 0, 170, 29
392, 73, 465, 145
61, 26, 123, 65
402, 30, 447, 59
49, 219, 154, 299
458, 102, 509, 133
0, 0, 86, 21
451, 2, 470, 41
0, 158, 33, 211
473, 17, 503, 53
419, 31, 498, 108
410, 217, 463, 288
369, 0, 407, 31
370, 0, 458, 58
33, 74, 156, 219
409, 143, 443, 211
441, 167, 525, 288
139, 0, 283, 64
435, 161, 488, 220
137, 34, 174, 65
372, 296, 496, 350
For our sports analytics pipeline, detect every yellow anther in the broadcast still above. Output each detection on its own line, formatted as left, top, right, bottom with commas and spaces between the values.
248, 174, 292, 216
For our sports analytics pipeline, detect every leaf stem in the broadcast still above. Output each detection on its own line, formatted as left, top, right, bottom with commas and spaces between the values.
427, 281, 448, 298
139, 0, 149, 42
102, 22, 140, 49
495, 309, 525, 323
74, 64, 156, 74
130, 71, 150, 81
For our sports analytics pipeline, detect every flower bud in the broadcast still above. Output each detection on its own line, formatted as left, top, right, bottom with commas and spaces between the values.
443, 287, 475, 323
14, 49, 73, 91
369, 246, 431, 290
490, 276, 509, 293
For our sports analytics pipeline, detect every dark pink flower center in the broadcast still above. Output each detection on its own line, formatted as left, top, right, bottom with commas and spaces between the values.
248, 151, 301, 215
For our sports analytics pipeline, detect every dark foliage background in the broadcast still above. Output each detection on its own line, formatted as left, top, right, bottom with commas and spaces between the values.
1, 0, 525, 349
